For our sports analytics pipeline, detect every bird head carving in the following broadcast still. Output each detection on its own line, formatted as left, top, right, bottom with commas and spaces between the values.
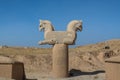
75, 20, 82, 31
39, 20, 54, 31
67, 20, 82, 32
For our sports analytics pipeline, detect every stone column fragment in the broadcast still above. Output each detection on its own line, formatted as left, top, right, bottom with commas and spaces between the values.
52, 44, 68, 78
105, 56, 120, 80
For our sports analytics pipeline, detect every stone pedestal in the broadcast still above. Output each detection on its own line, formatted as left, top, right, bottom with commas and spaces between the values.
105, 56, 120, 80
52, 44, 68, 78
0, 62, 25, 80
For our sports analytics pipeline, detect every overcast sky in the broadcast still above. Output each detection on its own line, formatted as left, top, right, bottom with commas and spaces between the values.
0, 0, 120, 47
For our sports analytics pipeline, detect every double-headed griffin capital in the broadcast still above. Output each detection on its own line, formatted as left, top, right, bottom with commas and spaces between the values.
39, 20, 82, 45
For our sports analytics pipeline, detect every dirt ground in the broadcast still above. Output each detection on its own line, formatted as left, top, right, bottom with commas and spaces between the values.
0, 39, 120, 80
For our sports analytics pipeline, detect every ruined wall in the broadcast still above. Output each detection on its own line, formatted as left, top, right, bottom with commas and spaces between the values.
0, 62, 25, 80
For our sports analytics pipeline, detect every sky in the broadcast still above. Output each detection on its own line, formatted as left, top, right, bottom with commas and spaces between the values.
0, 0, 120, 47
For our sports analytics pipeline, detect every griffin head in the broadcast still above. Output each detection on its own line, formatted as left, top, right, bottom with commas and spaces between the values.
75, 20, 82, 31
67, 20, 83, 32
39, 20, 52, 31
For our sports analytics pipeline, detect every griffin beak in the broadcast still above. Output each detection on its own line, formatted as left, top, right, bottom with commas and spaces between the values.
39, 20, 44, 31
39, 24, 44, 31
76, 21, 82, 32
78, 20, 82, 31
78, 25, 82, 31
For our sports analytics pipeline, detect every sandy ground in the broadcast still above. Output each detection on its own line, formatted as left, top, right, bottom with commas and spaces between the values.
0, 39, 120, 80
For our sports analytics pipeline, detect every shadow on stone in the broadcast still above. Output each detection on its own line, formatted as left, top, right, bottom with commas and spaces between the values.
69, 69, 105, 77
0, 61, 26, 80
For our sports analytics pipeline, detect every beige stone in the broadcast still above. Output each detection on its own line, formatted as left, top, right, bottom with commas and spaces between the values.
0, 56, 14, 63
52, 44, 68, 78
67, 20, 82, 32
38, 20, 82, 78
40, 31, 76, 45
105, 56, 120, 80
39, 20, 82, 45
0, 62, 25, 80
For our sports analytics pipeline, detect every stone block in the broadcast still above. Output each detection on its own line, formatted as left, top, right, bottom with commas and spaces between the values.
46, 31, 76, 44
0, 62, 25, 80
105, 56, 120, 80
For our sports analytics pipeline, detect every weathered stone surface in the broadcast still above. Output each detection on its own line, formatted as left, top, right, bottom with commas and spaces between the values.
39, 20, 82, 45
52, 44, 68, 78
105, 56, 120, 80
0, 62, 25, 80
0, 56, 14, 63
0, 77, 15, 80
40, 31, 76, 45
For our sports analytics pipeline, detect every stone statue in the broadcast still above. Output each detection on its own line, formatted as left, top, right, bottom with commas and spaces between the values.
39, 20, 82, 45
38, 20, 83, 78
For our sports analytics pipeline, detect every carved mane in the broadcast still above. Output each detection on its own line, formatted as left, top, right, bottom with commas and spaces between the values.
67, 20, 82, 32
39, 20, 55, 39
